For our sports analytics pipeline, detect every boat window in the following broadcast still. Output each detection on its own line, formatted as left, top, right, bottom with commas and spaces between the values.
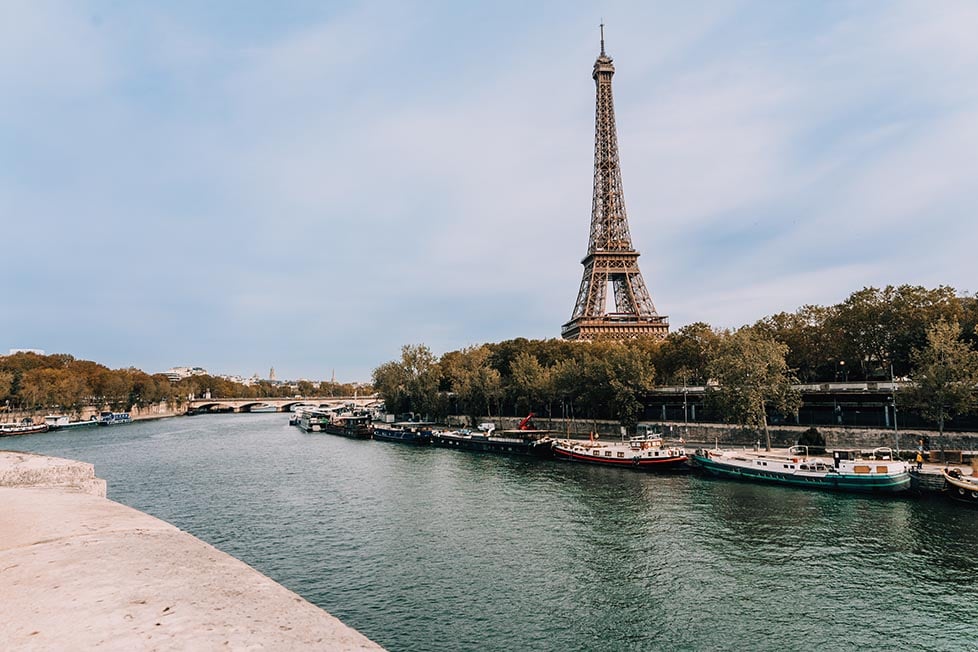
617, 452, 625, 458
876, 466, 888, 474
605, 451, 612, 457
593, 450, 601, 456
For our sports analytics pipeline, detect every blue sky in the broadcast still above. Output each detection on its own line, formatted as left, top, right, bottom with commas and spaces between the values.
3, 1, 978, 382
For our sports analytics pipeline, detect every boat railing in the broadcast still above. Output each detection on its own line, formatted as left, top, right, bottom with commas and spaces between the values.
869, 447, 894, 460
788, 445, 809, 458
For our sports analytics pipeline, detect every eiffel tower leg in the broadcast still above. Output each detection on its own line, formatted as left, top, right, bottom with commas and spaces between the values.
572, 260, 605, 321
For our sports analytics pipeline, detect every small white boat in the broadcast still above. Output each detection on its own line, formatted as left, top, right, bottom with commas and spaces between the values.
249, 404, 278, 413
942, 468, 978, 506
98, 412, 132, 426
0, 418, 50, 436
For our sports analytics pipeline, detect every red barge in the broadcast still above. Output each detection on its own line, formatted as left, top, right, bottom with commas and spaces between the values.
551, 434, 688, 471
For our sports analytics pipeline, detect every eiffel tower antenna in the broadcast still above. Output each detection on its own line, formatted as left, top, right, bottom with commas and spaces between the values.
561, 26, 668, 341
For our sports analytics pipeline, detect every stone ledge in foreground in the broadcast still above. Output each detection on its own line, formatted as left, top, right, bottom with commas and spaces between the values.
0, 450, 106, 496
0, 452, 384, 651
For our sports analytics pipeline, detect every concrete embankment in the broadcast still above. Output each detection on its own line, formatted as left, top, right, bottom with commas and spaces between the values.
0, 451, 384, 651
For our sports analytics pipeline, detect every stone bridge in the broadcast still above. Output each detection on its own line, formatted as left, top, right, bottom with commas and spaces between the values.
186, 395, 381, 414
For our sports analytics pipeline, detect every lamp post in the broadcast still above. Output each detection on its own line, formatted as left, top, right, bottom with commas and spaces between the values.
891, 364, 899, 454
682, 376, 689, 437
839, 360, 847, 382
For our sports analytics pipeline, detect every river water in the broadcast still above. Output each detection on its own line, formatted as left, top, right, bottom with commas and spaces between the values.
5, 414, 977, 651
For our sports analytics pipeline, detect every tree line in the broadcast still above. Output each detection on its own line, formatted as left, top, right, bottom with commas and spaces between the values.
372, 285, 978, 442
0, 352, 365, 416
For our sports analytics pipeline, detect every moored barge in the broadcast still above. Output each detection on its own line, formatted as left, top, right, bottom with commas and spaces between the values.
552, 434, 688, 471
322, 414, 373, 439
691, 446, 910, 494
432, 428, 554, 458
373, 422, 433, 445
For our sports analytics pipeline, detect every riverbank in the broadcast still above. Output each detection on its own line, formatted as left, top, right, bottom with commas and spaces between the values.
0, 451, 383, 651
1, 400, 185, 425
471, 415, 978, 459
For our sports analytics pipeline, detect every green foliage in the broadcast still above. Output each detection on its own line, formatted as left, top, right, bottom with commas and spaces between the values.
440, 345, 502, 421
374, 338, 660, 430
371, 344, 443, 419
753, 305, 838, 382
904, 320, 978, 436
828, 285, 961, 379
706, 327, 801, 450
650, 322, 718, 385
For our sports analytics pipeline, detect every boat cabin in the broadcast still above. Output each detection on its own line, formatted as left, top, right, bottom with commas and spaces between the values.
44, 415, 70, 428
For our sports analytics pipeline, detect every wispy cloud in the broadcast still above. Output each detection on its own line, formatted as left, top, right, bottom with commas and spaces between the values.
3, 1, 977, 378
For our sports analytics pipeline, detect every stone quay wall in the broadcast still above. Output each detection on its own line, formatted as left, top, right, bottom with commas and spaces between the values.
453, 415, 977, 456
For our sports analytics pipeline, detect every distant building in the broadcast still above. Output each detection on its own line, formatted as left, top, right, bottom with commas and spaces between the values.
163, 366, 208, 383
8, 348, 45, 356
269, 367, 276, 381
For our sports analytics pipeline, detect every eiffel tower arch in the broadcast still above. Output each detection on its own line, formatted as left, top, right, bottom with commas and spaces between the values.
561, 26, 669, 342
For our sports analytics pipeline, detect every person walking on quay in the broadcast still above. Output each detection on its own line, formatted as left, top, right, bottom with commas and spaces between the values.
915, 450, 924, 471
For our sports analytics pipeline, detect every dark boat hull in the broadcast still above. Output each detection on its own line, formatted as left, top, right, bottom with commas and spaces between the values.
322, 425, 372, 439
432, 434, 553, 458
373, 427, 432, 445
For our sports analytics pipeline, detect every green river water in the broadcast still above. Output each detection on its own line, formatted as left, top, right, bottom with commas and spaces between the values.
5, 413, 977, 651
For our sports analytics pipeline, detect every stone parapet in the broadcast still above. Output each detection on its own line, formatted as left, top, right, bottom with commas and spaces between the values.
0, 452, 384, 651
0, 450, 107, 496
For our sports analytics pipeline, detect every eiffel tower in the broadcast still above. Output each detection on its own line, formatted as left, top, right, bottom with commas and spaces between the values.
561, 26, 669, 341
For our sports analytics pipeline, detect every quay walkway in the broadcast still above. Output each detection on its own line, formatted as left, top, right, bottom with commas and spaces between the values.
0, 451, 384, 651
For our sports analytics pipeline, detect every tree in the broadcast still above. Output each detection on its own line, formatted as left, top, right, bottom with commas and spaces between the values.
552, 357, 584, 430
440, 345, 501, 422
401, 344, 442, 419
601, 344, 657, 431
0, 371, 13, 405
508, 352, 551, 416
650, 322, 718, 385
753, 305, 838, 382
372, 361, 410, 415
829, 285, 962, 379
371, 344, 442, 419
904, 320, 978, 446
706, 327, 801, 450
567, 342, 656, 431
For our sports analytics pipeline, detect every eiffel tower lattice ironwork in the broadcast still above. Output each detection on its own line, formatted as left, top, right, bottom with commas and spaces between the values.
562, 27, 669, 341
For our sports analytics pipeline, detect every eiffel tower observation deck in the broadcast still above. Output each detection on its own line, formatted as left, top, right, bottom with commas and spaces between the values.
562, 27, 669, 341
